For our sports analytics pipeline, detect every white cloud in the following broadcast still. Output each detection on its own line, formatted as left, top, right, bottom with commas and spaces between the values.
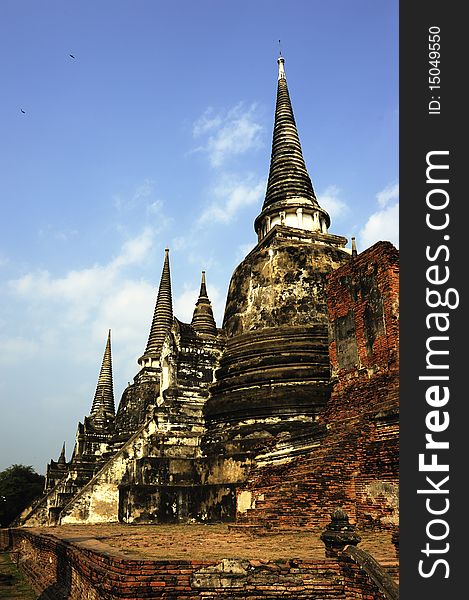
376, 182, 399, 207
111, 227, 155, 269
169, 235, 219, 273
37, 224, 79, 241
192, 108, 223, 137
198, 174, 266, 224
317, 185, 349, 220
193, 103, 264, 167
132, 179, 154, 202
113, 179, 167, 221
54, 229, 79, 241
89, 278, 156, 370
358, 183, 399, 249
10, 228, 156, 312
171, 236, 189, 251
174, 285, 199, 323
146, 200, 163, 215
5, 228, 161, 375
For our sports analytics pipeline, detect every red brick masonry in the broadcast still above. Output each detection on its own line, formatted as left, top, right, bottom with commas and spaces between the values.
5, 528, 394, 599
237, 242, 399, 530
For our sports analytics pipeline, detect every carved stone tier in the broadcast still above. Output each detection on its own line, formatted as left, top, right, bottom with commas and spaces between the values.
204, 225, 350, 455
203, 324, 332, 455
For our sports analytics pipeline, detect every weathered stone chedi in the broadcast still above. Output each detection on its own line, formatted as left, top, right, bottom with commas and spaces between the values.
205, 54, 350, 456
18, 56, 398, 531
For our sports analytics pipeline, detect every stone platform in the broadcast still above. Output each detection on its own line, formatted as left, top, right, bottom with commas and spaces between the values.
3, 525, 398, 599
25, 523, 397, 562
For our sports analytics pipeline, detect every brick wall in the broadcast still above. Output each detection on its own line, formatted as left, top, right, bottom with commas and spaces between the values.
236, 242, 399, 530
324, 241, 399, 529
8, 528, 391, 599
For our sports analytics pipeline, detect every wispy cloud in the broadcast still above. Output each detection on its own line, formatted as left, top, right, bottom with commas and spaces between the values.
376, 182, 399, 208
192, 103, 264, 167
111, 227, 155, 268
171, 236, 190, 252
317, 185, 349, 220
11, 228, 156, 303
113, 179, 168, 220
358, 183, 399, 249
198, 174, 266, 224
5, 228, 161, 373
38, 225, 79, 241
192, 108, 223, 137
173, 285, 199, 323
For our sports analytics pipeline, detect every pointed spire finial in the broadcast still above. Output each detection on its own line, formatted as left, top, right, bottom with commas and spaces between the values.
277, 45, 286, 80
58, 442, 66, 465
90, 330, 115, 419
140, 248, 173, 362
191, 271, 217, 337
254, 54, 330, 239
351, 237, 358, 258
200, 271, 208, 298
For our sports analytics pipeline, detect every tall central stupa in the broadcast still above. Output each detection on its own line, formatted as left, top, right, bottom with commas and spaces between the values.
203, 55, 351, 456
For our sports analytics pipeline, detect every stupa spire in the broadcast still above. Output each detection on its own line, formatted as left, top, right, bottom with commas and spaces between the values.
139, 249, 173, 365
277, 52, 286, 80
191, 271, 217, 335
254, 54, 330, 240
199, 270, 208, 298
90, 330, 115, 417
57, 442, 66, 465
191, 271, 217, 337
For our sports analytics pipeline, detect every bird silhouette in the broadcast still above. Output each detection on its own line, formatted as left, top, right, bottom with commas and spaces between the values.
20, 109, 25, 114
69, 54, 75, 59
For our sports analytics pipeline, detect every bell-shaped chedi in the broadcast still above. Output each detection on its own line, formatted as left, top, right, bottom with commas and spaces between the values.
191, 271, 217, 337
204, 55, 350, 456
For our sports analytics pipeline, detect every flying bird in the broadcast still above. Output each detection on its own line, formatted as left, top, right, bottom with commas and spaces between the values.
20, 109, 25, 114
69, 54, 75, 59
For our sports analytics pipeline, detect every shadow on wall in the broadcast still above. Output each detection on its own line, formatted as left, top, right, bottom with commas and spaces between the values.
36, 544, 72, 600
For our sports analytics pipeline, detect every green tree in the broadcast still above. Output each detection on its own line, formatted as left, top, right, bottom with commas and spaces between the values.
0, 464, 44, 527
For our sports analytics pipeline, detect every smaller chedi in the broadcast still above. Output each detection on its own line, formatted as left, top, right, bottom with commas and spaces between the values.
19, 54, 398, 531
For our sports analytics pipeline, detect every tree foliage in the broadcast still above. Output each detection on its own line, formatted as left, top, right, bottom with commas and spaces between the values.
0, 464, 44, 527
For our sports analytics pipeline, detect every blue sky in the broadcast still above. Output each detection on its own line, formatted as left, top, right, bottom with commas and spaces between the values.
0, 0, 398, 474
